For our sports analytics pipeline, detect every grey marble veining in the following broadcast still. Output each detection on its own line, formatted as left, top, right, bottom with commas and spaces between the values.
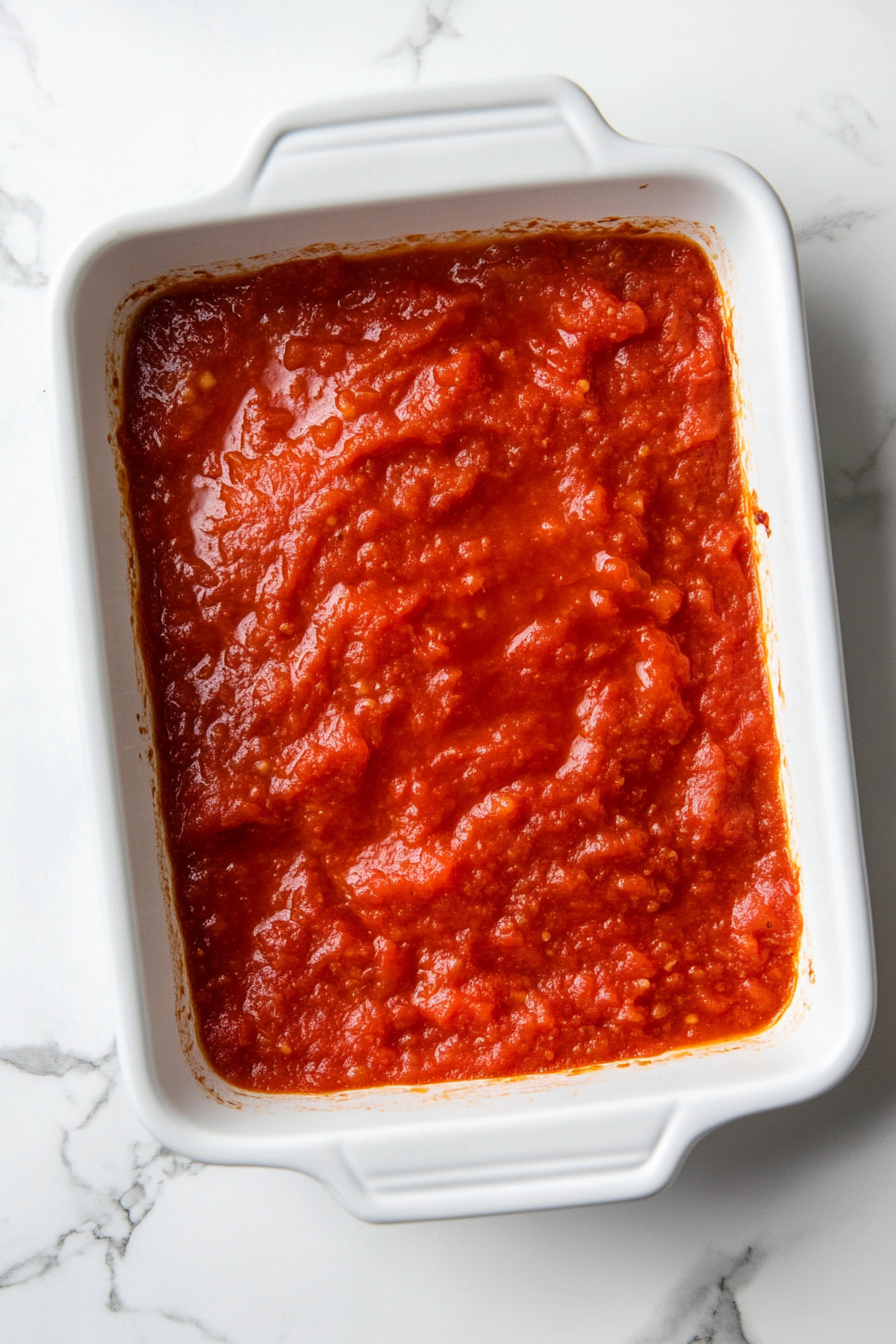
632, 1248, 760, 1344
383, 0, 462, 78
0, 1046, 210, 1332
0, 0, 38, 79
794, 204, 883, 245
797, 92, 883, 164
825, 424, 891, 525
0, 186, 45, 288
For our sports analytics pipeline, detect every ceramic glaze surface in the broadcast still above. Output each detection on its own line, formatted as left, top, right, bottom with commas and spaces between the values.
2, 2, 895, 1339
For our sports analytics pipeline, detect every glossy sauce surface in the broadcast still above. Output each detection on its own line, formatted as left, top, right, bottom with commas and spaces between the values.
121, 233, 801, 1092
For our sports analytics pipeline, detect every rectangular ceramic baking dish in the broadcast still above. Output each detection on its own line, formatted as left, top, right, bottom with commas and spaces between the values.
53, 76, 875, 1222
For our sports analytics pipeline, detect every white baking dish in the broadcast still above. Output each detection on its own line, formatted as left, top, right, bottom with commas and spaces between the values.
52, 76, 875, 1222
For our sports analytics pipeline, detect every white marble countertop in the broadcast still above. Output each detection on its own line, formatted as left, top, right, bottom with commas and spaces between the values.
2, 1, 895, 1339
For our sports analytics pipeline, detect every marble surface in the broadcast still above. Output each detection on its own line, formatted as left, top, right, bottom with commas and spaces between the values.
1, 1, 895, 1338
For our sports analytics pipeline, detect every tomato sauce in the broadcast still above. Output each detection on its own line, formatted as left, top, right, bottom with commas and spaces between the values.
121, 233, 801, 1093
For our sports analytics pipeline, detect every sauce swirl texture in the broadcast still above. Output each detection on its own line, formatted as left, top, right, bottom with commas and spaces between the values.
121, 234, 801, 1092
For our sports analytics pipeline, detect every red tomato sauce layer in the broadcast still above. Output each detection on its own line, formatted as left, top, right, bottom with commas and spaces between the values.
121, 233, 801, 1093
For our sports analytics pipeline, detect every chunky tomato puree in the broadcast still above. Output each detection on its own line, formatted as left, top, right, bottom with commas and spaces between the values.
121, 232, 801, 1093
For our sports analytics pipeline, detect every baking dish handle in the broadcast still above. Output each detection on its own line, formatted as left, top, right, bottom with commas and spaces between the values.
241, 76, 627, 215
327, 1098, 677, 1222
